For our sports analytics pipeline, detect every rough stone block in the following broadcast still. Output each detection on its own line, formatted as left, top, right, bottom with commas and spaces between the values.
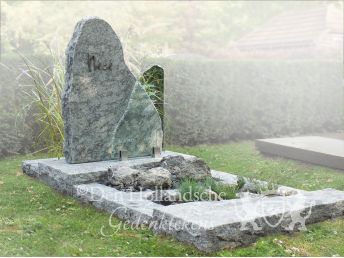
161, 155, 211, 183
62, 17, 162, 163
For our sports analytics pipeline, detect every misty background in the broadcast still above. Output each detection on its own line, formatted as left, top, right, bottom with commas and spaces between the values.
0, 1, 343, 157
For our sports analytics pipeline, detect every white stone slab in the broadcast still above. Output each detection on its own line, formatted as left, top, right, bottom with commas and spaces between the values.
256, 136, 344, 170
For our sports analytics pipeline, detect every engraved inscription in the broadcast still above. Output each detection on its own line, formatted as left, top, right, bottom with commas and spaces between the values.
87, 54, 112, 72
117, 138, 135, 143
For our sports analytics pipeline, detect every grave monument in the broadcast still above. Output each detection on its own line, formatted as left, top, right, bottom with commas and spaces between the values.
63, 17, 162, 163
22, 17, 344, 253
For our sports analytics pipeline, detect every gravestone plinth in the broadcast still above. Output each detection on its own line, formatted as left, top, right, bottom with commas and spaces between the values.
63, 17, 162, 164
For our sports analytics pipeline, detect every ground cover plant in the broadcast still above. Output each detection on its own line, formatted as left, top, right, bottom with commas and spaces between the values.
178, 177, 238, 201
1, 141, 344, 256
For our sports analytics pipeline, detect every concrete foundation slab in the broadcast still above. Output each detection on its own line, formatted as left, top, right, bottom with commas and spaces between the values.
256, 136, 344, 170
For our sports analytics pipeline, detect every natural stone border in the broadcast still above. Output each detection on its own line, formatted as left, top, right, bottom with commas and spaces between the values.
74, 183, 157, 225
22, 153, 344, 253
73, 182, 344, 252
152, 189, 344, 252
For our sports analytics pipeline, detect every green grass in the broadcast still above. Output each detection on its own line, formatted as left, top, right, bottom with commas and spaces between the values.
170, 141, 344, 191
178, 178, 206, 201
1, 141, 344, 256
203, 177, 238, 200
178, 177, 237, 201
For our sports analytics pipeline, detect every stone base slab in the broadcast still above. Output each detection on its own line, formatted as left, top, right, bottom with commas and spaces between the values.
256, 136, 344, 170
22, 152, 344, 252
22, 151, 192, 194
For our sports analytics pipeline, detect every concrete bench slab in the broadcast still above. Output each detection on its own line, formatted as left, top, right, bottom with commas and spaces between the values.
256, 136, 344, 170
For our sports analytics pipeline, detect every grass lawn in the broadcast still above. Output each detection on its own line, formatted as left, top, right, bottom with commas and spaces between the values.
1, 141, 344, 256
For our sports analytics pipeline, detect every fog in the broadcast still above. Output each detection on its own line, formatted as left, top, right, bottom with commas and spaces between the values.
1, 1, 343, 148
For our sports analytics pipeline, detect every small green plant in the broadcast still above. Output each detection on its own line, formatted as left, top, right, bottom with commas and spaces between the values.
139, 65, 164, 120
141, 83, 163, 115
178, 177, 238, 202
203, 176, 218, 190
263, 181, 279, 195
236, 176, 246, 191
254, 180, 278, 195
204, 177, 238, 200
178, 178, 206, 202
243, 177, 278, 195
213, 182, 237, 200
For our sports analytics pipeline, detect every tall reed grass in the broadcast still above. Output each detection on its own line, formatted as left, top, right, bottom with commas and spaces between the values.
20, 51, 64, 157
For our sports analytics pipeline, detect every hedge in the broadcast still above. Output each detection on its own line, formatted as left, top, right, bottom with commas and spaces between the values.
1, 54, 343, 158
145, 58, 344, 145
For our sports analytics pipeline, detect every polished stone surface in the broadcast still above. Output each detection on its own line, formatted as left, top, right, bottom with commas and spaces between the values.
112, 82, 163, 158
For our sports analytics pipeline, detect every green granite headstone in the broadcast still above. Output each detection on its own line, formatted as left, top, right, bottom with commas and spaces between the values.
62, 17, 162, 163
